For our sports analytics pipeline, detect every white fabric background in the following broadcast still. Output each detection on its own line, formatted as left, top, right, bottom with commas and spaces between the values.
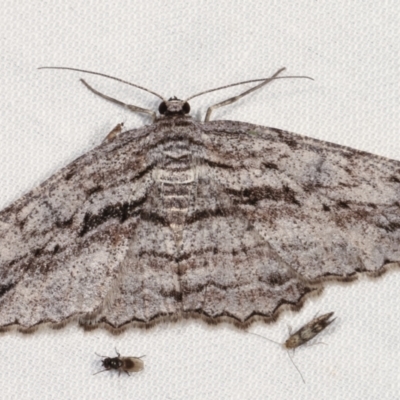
0, 1, 399, 399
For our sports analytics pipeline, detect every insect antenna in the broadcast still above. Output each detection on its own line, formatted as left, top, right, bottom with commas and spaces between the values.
247, 331, 281, 345
39, 66, 164, 121
38, 66, 165, 99
285, 350, 305, 384
186, 67, 313, 121
186, 69, 313, 101
38, 66, 313, 122
248, 331, 306, 384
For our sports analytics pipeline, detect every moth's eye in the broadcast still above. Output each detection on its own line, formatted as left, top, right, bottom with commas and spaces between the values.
182, 102, 190, 114
159, 101, 167, 114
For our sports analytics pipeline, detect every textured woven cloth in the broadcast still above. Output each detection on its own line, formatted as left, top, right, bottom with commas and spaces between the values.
0, 2, 398, 399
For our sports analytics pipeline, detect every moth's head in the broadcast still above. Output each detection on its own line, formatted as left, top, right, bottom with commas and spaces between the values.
158, 96, 191, 116
284, 336, 299, 350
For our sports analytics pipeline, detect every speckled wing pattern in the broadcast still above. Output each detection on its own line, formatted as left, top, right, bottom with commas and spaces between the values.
0, 116, 399, 332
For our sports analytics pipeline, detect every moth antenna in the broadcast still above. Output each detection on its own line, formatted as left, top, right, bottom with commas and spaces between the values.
205, 67, 281, 121
95, 352, 106, 358
285, 350, 305, 384
114, 347, 121, 357
187, 68, 313, 121
247, 331, 281, 346
249, 330, 306, 383
186, 72, 313, 101
80, 79, 158, 122
38, 66, 165, 100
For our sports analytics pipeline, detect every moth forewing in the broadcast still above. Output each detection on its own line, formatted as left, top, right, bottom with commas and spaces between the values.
284, 312, 336, 350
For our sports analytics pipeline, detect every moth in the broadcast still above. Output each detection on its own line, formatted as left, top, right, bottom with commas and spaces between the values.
283, 311, 335, 349
0, 66, 399, 333
249, 312, 336, 383
94, 348, 144, 376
